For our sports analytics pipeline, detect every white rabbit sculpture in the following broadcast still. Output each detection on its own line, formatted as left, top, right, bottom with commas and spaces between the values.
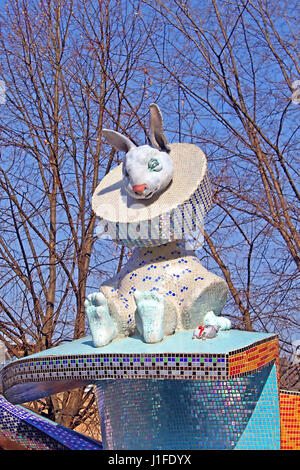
85, 104, 231, 347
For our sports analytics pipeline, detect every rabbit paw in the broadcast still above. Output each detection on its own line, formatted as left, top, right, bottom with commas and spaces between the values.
85, 292, 117, 347
134, 290, 165, 343
203, 310, 231, 330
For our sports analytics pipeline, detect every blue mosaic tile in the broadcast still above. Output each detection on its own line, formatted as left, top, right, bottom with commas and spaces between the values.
235, 364, 280, 449
0, 395, 102, 450
96, 363, 278, 450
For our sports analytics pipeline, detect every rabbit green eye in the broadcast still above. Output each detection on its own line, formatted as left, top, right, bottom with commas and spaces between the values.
148, 158, 162, 172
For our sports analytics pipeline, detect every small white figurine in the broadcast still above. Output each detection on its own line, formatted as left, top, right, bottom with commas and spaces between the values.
193, 324, 219, 340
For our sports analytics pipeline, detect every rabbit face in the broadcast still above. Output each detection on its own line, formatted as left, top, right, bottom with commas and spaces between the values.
103, 103, 173, 200
123, 145, 173, 199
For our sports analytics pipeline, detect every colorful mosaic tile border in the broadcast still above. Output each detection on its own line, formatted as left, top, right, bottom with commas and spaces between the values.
0, 394, 102, 450
229, 337, 279, 376
279, 389, 300, 450
1, 335, 278, 404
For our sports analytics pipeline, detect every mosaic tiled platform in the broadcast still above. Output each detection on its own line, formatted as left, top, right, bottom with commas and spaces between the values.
279, 390, 300, 450
0, 330, 285, 450
0, 394, 102, 450
1, 330, 278, 404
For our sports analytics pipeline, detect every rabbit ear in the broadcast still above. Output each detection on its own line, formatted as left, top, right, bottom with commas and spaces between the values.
102, 129, 136, 153
149, 103, 171, 153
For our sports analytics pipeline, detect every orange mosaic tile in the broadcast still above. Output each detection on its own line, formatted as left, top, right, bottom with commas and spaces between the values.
229, 338, 279, 376
280, 391, 300, 450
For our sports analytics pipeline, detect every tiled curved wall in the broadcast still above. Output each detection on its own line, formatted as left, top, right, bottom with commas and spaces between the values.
0, 395, 102, 450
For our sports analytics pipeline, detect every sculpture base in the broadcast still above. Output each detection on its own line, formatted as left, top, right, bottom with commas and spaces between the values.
96, 363, 280, 450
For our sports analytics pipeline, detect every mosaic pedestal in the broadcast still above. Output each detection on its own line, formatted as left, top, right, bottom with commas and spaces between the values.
1, 330, 282, 450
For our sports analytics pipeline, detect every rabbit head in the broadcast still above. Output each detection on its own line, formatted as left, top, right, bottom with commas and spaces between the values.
102, 104, 173, 200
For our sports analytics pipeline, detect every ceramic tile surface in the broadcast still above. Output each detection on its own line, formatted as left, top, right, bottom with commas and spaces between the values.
97, 363, 280, 450
1, 331, 292, 451
0, 394, 102, 450
1, 332, 278, 405
280, 390, 300, 450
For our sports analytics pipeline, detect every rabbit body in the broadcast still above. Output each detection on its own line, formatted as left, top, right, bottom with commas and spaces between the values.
86, 241, 229, 346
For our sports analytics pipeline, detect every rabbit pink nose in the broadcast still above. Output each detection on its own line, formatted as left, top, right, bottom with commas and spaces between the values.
133, 184, 147, 195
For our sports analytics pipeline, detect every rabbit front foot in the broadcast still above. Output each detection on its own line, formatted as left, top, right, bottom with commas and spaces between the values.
134, 290, 165, 343
203, 310, 231, 330
85, 292, 117, 347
